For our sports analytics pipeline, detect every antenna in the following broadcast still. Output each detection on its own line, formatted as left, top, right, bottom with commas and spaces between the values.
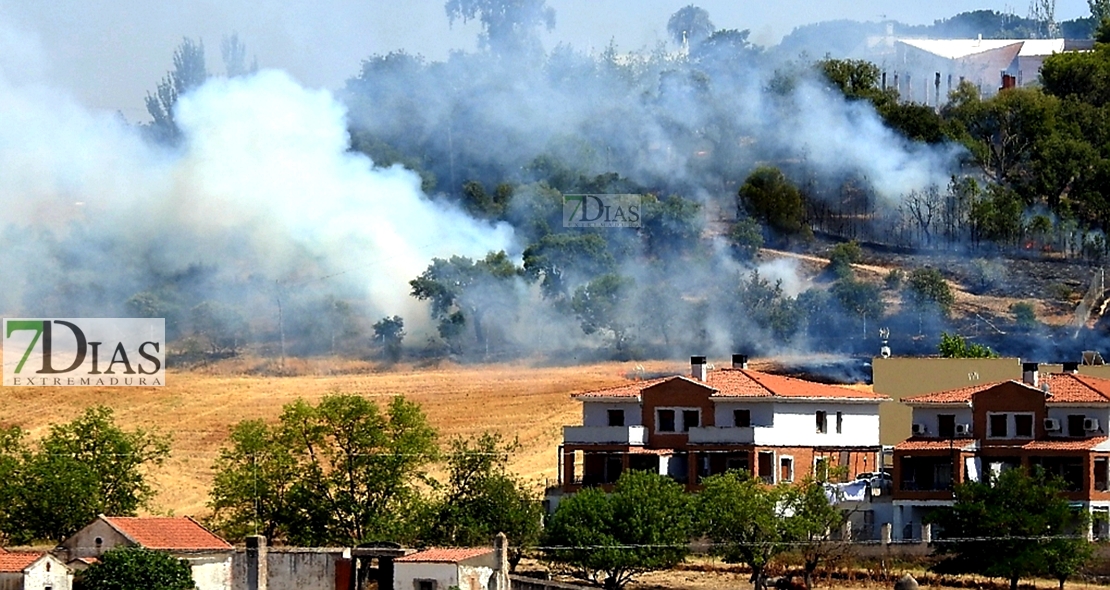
879, 327, 891, 359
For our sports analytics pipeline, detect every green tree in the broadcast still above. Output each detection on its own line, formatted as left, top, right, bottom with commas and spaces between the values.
697, 470, 790, 590
826, 240, 862, 277
410, 252, 522, 355
543, 470, 691, 590
638, 194, 704, 257
522, 233, 615, 303
144, 37, 207, 144
0, 407, 170, 544
208, 394, 438, 545
738, 166, 806, 238
831, 277, 883, 336
929, 467, 1091, 590
572, 274, 636, 354
907, 267, 955, 315
938, 332, 999, 358
372, 315, 406, 363
444, 0, 555, 55
728, 218, 764, 260
782, 479, 846, 590
430, 433, 543, 571
667, 5, 715, 47
1010, 302, 1039, 330
81, 546, 195, 590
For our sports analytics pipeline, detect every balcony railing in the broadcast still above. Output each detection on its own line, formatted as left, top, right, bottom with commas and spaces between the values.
563, 425, 647, 445
687, 426, 756, 444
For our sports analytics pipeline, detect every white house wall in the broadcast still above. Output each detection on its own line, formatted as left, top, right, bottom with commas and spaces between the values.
911, 408, 974, 436
582, 401, 642, 427
457, 565, 493, 590
712, 402, 774, 427
187, 555, 232, 590
23, 557, 72, 590
1045, 407, 1110, 435
394, 562, 457, 590
752, 402, 881, 447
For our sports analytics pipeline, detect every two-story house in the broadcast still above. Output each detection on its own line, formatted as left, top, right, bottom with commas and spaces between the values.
892, 363, 1110, 540
553, 356, 888, 505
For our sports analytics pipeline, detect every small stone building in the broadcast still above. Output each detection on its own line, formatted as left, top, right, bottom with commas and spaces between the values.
0, 552, 71, 590
59, 515, 233, 590
393, 548, 499, 590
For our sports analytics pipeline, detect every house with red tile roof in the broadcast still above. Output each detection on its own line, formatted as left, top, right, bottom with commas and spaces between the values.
0, 551, 71, 590
892, 364, 1110, 540
394, 546, 508, 590
554, 355, 889, 512
59, 515, 232, 590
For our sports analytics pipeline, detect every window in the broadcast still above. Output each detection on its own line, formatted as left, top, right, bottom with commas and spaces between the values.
816, 411, 828, 434
682, 410, 700, 432
607, 409, 625, 427
758, 451, 774, 484
657, 409, 675, 432
726, 456, 749, 472
734, 409, 751, 428
1097, 457, 1109, 492
938, 414, 956, 438
780, 456, 794, 482
604, 455, 623, 483
815, 457, 829, 481
1068, 414, 1086, 437
836, 412, 843, 434
1014, 413, 1034, 438
416, 580, 437, 590
989, 413, 1008, 438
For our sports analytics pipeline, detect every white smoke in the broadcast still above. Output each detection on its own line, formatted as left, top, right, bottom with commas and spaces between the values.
0, 68, 514, 326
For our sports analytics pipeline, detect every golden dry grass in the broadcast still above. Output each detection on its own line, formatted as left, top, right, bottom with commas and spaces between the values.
0, 355, 699, 518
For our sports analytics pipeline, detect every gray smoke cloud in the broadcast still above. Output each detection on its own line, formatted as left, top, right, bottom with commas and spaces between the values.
0, 67, 513, 332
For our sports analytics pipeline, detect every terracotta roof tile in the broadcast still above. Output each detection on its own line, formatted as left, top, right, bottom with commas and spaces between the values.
103, 516, 232, 551
902, 381, 1009, 405
573, 369, 885, 401
1021, 437, 1108, 451
395, 548, 492, 563
708, 369, 888, 400
1042, 374, 1110, 404
0, 552, 42, 573
572, 378, 668, 399
894, 439, 977, 452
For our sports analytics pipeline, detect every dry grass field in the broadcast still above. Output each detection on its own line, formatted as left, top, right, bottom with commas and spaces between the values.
0, 354, 706, 518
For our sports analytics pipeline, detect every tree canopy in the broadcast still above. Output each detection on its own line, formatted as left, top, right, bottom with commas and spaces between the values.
81, 547, 195, 590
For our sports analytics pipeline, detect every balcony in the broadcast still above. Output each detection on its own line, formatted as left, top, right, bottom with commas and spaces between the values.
688, 426, 756, 444
563, 425, 647, 445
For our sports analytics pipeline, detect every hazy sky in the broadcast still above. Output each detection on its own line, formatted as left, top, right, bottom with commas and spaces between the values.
0, 0, 1092, 120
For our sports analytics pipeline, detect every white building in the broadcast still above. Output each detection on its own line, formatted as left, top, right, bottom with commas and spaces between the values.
0, 552, 71, 590
60, 515, 233, 590
393, 548, 503, 590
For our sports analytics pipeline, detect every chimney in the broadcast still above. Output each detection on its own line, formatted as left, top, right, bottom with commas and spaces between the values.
691, 355, 708, 381
245, 535, 267, 590
1022, 362, 1039, 387
732, 354, 749, 370
1063, 361, 1080, 374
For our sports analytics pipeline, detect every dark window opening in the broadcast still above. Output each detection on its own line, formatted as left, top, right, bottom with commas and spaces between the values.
607, 409, 625, 427
629, 454, 657, 473
900, 456, 955, 491
816, 411, 828, 434
1096, 457, 1108, 492
682, 410, 700, 432
780, 457, 794, 482
417, 580, 437, 590
734, 409, 751, 428
1015, 414, 1034, 438
658, 409, 675, 432
938, 414, 956, 438
815, 457, 829, 481
1068, 414, 1086, 437
989, 414, 1008, 438
758, 451, 774, 484
836, 412, 844, 434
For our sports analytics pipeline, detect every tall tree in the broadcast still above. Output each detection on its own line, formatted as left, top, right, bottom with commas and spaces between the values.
429, 433, 543, 571
208, 394, 438, 545
145, 37, 207, 144
782, 479, 847, 590
543, 470, 692, 590
444, 0, 555, 56
372, 315, 406, 363
738, 166, 806, 238
571, 274, 636, 354
697, 470, 790, 590
220, 32, 256, 78
0, 407, 170, 544
929, 467, 1091, 590
667, 5, 715, 47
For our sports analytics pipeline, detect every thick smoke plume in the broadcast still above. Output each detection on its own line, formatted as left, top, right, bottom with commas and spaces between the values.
0, 68, 512, 332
